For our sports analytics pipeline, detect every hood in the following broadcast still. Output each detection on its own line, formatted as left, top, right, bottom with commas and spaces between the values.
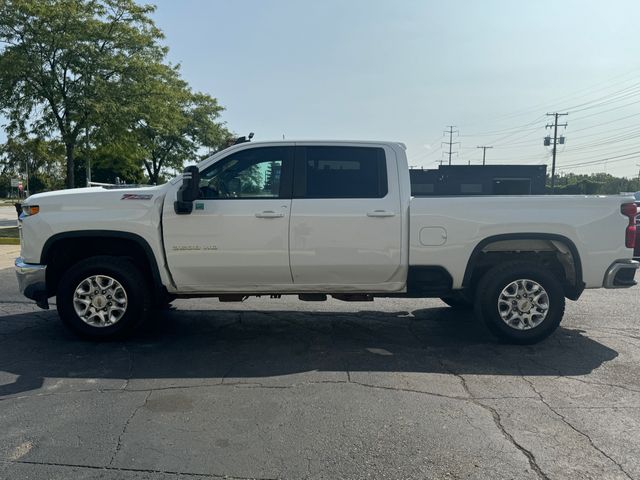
23, 185, 169, 214
26, 185, 166, 204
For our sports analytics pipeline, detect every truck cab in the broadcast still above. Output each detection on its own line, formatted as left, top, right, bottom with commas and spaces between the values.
163, 141, 407, 293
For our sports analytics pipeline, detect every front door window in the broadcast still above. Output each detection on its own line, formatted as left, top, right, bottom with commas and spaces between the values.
199, 147, 289, 199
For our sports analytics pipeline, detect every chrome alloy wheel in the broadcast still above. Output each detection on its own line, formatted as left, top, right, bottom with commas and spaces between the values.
73, 275, 128, 327
497, 279, 549, 330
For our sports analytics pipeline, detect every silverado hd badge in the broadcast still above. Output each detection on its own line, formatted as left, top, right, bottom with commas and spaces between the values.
121, 193, 153, 200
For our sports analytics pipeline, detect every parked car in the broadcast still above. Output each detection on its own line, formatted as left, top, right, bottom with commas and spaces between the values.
15, 140, 639, 344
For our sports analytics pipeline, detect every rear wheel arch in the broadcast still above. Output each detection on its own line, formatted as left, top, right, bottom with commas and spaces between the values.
462, 233, 584, 300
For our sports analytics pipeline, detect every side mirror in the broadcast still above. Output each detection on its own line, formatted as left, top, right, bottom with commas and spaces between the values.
174, 165, 200, 215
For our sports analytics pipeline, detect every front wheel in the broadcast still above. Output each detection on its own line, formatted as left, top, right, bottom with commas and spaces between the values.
56, 256, 151, 339
474, 261, 565, 344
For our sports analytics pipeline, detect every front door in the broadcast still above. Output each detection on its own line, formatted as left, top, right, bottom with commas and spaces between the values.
163, 145, 295, 291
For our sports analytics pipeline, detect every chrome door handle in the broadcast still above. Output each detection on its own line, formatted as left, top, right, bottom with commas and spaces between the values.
366, 210, 396, 217
255, 211, 285, 218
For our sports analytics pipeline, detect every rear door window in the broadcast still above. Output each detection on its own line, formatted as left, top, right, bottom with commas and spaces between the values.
294, 146, 388, 198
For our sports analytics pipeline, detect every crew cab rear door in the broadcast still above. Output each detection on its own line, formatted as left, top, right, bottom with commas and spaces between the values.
289, 144, 403, 290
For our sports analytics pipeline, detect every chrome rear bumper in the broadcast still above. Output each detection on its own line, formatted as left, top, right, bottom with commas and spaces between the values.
15, 257, 49, 309
603, 259, 639, 289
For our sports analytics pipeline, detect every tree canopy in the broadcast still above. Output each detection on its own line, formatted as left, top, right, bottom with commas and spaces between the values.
550, 172, 640, 195
0, 0, 230, 189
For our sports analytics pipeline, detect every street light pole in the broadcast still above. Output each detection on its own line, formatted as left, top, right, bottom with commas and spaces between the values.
24, 160, 29, 198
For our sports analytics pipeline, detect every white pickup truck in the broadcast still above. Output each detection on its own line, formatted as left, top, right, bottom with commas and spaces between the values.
15, 140, 639, 344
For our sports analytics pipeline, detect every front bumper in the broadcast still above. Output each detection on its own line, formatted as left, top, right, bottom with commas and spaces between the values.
603, 259, 639, 288
15, 257, 49, 309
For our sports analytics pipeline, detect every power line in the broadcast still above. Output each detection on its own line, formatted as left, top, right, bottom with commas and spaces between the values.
557, 150, 640, 169
567, 111, 640, 134
558, 144, 640, 163
458, 67, 640, 129
460, 81, 640, 149
460, 115, 546, 138
461, 78, 640, 138
406, 134, 448, 163
558, 82, 640, 112
559, 130, 640, 152
569, 97, 640, 122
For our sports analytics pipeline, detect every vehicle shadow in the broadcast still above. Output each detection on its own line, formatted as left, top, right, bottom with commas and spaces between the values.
0, 306, 618, 397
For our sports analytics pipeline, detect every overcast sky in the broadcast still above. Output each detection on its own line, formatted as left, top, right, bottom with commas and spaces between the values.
149, 0, 640, 177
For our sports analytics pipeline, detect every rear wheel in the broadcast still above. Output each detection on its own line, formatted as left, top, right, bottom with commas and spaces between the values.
474, 261, 565, 344
56, 256, 150, 339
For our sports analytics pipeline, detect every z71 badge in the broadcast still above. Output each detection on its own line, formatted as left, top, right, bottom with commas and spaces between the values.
121, 193, 153, 200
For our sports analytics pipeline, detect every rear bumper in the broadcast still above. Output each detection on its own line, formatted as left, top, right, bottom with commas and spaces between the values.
603, 259, 639, 288
15, 257, 49, 309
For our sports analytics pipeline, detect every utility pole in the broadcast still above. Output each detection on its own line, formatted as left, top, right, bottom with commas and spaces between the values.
477, 146, 493, 166
85, 126, 92, 187
545, 112, 568, 193
24, 160, 29, 197
443, 126, 459, 166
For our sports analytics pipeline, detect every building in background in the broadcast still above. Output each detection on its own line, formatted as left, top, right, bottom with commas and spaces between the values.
410, 165, 547, 196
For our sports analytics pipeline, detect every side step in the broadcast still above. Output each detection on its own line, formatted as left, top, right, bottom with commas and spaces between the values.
298, 294, 327, 301
332, 294, 373, 302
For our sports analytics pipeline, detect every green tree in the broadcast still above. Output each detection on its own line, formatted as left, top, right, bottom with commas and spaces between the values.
0, 0, 168, 188
549, 172, 640, 195
0, 135, 66, 194
126, 70, 231, 184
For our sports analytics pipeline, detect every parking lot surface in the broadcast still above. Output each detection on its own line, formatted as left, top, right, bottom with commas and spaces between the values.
0, 205, 18, 228
1, 257, 639, 480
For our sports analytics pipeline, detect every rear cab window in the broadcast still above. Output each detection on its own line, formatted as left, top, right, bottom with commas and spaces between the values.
294, 146, 388, 198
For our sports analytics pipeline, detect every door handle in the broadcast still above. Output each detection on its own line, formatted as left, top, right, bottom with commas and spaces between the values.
255, 211, 285, 218
366, 210, 396, 218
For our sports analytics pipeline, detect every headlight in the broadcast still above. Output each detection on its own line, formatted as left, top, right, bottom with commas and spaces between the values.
22, 205, 39, 216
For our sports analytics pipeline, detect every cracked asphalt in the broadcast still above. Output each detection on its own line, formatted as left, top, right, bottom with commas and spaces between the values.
1, 264, 639, 480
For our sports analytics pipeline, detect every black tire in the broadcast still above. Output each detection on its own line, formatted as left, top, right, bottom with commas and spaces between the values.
56, 256, 151, 339
440, 292, 473, 309
474, 261, 565, 344
155, 292, 177, 311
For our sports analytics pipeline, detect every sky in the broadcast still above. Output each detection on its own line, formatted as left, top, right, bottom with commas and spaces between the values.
147, 0, 640, 178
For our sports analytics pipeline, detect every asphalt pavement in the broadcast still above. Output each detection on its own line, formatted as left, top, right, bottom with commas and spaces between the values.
1, 256, 639, 480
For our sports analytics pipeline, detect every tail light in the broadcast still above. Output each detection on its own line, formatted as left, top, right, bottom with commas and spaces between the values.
621, 203, 637, 248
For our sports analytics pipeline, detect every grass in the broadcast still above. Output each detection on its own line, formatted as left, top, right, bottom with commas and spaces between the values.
0, 227, 20, 245
0, 238, 19, 245
0, 227, 19, 238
